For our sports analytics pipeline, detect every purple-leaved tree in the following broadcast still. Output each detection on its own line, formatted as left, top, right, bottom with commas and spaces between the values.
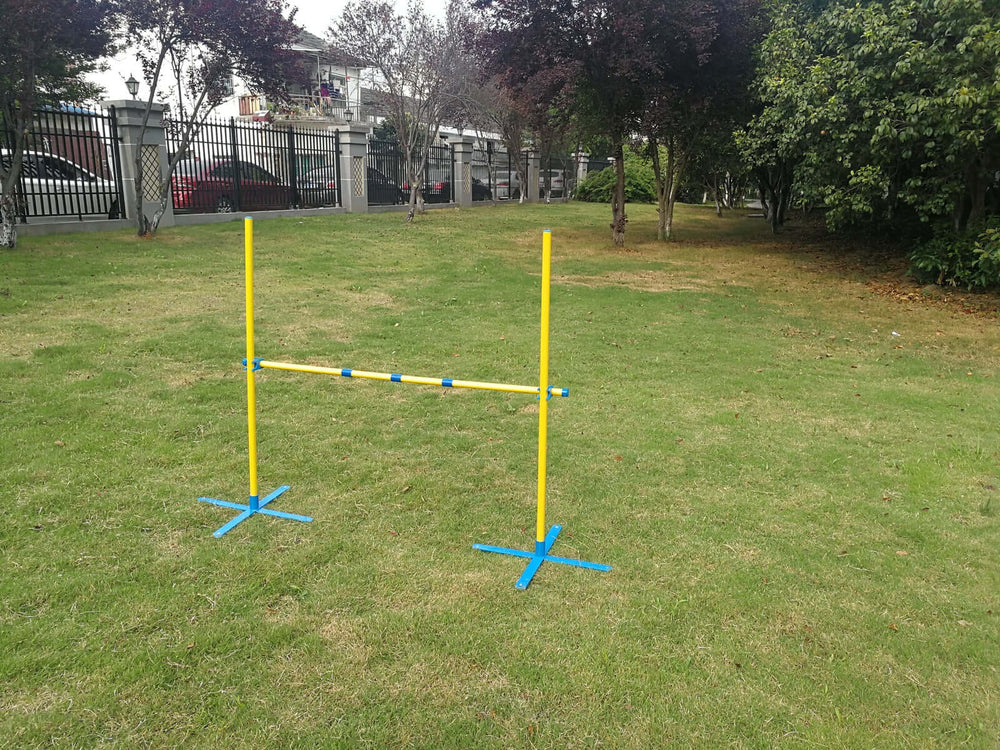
476, 0, 760, 246
121, 0, 300, 235
0, 0, 116, 247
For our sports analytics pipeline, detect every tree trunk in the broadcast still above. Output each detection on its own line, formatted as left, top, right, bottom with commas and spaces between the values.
958, 156, 988, 231
1, 107, 31, 248
610, 142, 627, 247
133, 179, 151, 236
755, 161, 792, 234
663, 136, 687, 241
0, 194, 17, 248
650, 139, 667, 241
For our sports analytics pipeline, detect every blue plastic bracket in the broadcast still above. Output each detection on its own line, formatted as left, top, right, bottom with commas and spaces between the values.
242, 357, 263, 371
391, 373, 402, 383
442, 378, 453, 387
341, 368, 353, 377
473, 525, 611, 590
198, 485, 312, 537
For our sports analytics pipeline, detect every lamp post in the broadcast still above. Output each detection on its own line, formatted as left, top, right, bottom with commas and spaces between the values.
125, 75, 140, 100
344, 108, 353, 123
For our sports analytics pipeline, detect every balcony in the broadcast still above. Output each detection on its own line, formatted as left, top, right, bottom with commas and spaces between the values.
239, 94, 359, 125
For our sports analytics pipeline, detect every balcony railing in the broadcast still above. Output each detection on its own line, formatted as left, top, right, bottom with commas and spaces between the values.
239, 94, 359, 123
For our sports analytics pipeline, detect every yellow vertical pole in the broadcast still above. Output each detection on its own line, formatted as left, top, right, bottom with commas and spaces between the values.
535, 230, 552, 553
244, 217, 260, 510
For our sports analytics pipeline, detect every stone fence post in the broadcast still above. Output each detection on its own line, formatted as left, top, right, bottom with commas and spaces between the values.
103, 99, 175, 228
524, 151, 540, 203
452, 137, 475, 207
338, 124, 371, 213
575, 151, 590, 194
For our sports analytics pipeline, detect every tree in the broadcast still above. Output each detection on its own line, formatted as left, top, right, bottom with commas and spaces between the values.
743, 0, 1000, 234
0, 0, 116, 248
477, 0, 757, 246
736, 0, 819, 232
643, 0, 762, 240
444, 4, 530, 206
121, 0, 300, 235
334, 0, 465, 221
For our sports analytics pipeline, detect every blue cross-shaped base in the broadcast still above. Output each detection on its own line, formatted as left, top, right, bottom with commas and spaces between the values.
198, 485, 312, 537
473, 525, 611, 589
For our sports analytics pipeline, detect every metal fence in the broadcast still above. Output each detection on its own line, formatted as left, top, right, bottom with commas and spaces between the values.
367, 139, 454, 204
471, 143, 501, 202
367, 138, 405, 205
165, 116, 342, 214
479, 149, 529, 201
540, 153, 578, 201
0, 105, 126, 222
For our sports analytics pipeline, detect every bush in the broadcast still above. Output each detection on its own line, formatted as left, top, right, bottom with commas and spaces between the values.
575, 149, 656, 203
908, 218, 1000, 290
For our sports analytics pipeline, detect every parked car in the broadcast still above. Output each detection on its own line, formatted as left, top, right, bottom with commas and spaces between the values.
297, 165, 404, 207
494, 171, 520, 200
494, 169, 567, 199
297, 165, 339, 207
367, 167, 405, 205
424, 177, 493, 203
1, 148, 121, 219
171, 158, 290, 213
539, 169, 565, 198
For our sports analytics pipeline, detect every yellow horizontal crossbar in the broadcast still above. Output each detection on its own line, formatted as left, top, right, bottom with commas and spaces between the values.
257, 360, 568, 397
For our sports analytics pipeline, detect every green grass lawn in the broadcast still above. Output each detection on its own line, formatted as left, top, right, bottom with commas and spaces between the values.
1, 202, 998, 748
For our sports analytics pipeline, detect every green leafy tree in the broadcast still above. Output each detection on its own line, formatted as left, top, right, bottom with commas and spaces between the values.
744, 0, 1000, 234
0, 0, 117, 247
736, 0, 823, 232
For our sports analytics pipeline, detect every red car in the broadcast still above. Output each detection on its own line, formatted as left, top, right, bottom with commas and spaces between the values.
171, 159, 291, 213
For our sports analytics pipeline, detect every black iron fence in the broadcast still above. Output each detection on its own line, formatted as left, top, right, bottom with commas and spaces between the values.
481, 149, 529, 201
471, 144, 499, 202
3, 105, 601, 226
367, 139, 454, 204
0, 105, 125, 222
540, 153, 578, 201
367, 138, 405, 205
165, 116, 342, 214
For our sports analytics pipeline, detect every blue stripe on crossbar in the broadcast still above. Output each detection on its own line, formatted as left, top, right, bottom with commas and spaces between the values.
391, 373, 402, 382
341, 369, 352, 377
442, 378, 453, 387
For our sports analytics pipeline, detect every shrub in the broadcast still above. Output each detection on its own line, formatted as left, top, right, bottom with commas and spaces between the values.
575, 149, 656, 203
908, 218, 1000, 290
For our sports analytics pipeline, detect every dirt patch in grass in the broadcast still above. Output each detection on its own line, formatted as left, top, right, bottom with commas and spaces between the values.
556, 270, 712, 293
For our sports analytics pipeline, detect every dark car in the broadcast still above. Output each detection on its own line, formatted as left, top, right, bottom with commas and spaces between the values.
424, 177, 493, 203
366, 166, 405, 205
171, 159, 290, 213
300, 165, 404, 206
297, 165, 339, 208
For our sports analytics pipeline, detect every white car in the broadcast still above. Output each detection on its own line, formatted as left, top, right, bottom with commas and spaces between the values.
494, 169, 566, 200
539, 169, 565, 198
1, 149, 121, 220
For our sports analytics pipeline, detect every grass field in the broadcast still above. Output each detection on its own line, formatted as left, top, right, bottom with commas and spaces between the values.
1, 202, 998, 748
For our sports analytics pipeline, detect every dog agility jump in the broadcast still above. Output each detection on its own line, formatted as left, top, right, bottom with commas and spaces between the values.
199, 217, 609, 589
